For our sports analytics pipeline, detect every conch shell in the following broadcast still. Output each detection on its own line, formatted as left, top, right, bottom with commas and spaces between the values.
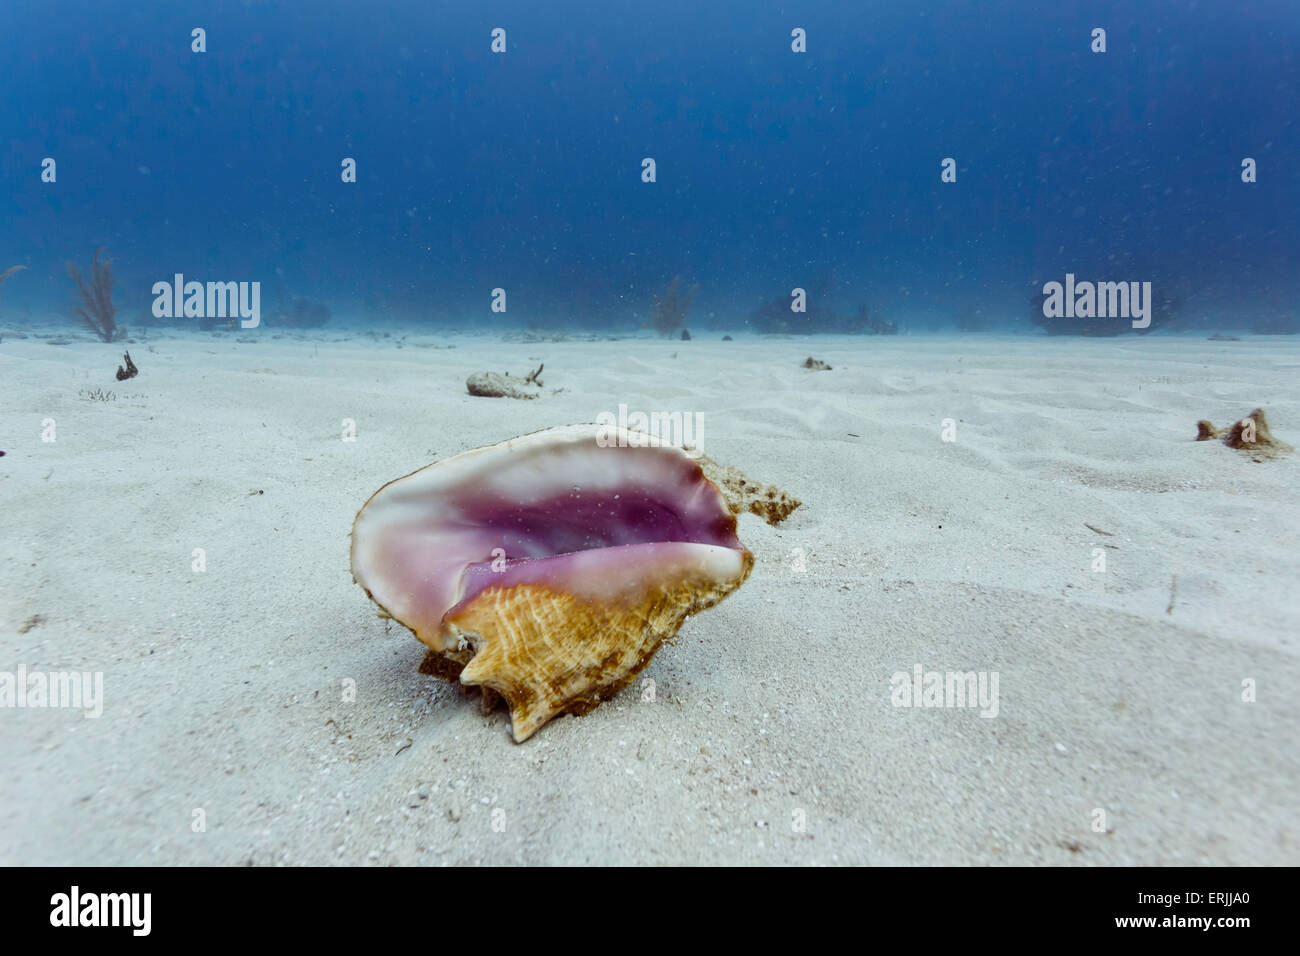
350, 423, 797, 741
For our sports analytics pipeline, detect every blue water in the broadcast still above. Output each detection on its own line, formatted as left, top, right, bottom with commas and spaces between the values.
2, 0, 1297, 333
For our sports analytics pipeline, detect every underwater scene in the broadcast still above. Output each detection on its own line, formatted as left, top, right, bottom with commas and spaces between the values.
1, 0, 1298, 871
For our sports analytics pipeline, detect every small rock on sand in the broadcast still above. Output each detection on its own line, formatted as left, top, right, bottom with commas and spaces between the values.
466, 371, 541, 400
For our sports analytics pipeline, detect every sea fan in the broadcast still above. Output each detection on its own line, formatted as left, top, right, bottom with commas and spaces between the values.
66, 247, 118, 342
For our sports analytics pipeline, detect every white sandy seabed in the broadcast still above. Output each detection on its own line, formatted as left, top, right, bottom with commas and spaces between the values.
1, 326, 1297, 865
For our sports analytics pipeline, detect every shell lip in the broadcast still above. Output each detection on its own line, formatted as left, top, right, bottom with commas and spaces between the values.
442, 539, 754, 623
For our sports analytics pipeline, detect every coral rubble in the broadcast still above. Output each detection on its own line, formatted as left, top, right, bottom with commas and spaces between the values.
115, 351, 139, 381
1196, 408, 1293, 460
466, 368, 543, 399
275, 298, 331, 328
